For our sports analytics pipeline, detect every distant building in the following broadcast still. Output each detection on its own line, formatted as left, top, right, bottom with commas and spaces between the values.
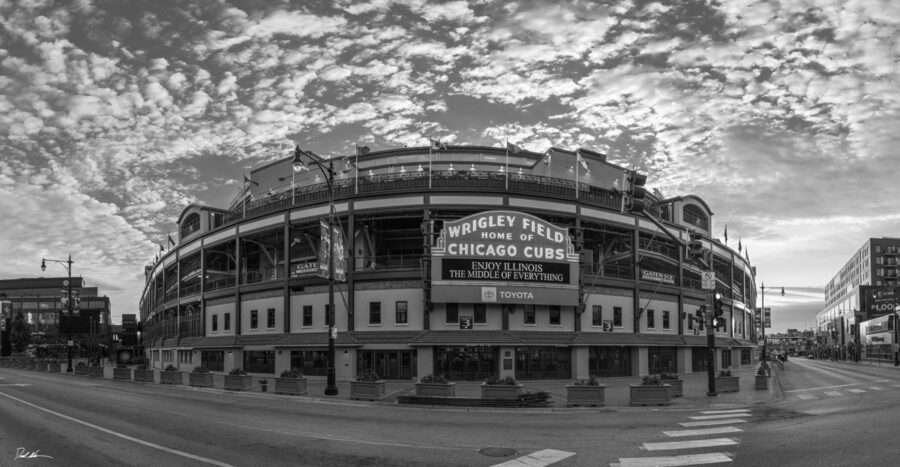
767, 329, 814, 356
816, 237, 900, 362
0, 277, 112, 359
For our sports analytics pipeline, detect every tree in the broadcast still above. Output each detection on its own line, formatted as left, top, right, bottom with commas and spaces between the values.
9, 312, 31, 354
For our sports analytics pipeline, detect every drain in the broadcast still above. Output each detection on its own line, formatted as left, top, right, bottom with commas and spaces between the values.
479, 447, 518, 458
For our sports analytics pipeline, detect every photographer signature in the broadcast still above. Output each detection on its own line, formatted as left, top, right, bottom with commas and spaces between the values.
15, 447, 53, 460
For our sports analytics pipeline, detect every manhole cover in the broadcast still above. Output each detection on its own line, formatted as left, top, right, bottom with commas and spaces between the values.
480, 447, 518, 458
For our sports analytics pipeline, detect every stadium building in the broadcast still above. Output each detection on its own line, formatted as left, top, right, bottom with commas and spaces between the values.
139, 144, 758, 381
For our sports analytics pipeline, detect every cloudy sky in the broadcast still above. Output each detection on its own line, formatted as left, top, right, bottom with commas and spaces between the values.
2, 0, 898, 332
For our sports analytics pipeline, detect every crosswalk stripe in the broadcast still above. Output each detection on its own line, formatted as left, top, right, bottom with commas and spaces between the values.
613, 452, 733, 466
824, 391, 842, 397
797, 393, 817, 400
642, 438, 737, 451
663, 427, 743, 438
490, 449, 575, 467
847, 389, 865, 393
680, 419, 747, 427
690, 413, 751, 420
699, 409, 749, 415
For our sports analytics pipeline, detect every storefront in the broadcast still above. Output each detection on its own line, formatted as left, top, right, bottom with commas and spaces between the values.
515, 346, 570, 379
434, 346, 497, 380
588, 346, 632, 377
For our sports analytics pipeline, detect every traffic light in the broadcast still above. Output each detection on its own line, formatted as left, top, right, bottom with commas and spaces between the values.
625, 171, 648, 213
713, 293, 725, 329
686, 230, 703, 259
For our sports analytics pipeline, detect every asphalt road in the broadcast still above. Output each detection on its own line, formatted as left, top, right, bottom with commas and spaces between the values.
3, 361, 897, 466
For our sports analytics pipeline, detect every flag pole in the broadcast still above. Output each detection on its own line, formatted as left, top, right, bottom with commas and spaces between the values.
505, 140, 509, 190
575, 149, 579, 199
428, 137, 433, 189
355, 144, 359, 194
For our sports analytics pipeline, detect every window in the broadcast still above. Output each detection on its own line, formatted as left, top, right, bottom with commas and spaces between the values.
302, 305, 313, 327
267, 308, 275, 328
243, 350, 275, 373
369, 301, 381, 325
687, 312, 694, 330
647, 309, 655, 328
250, 309, 258, 329
592, 305, 602, 326
224, 313, 230, 331
549, 305, 561, 325
613, 307, 623, 327
474, 303, 486, 324
524, 305, 536, 324
446, 303, 458, 324
663, 310, 670, 329
212, 314, 218, 331
395, 301, 408, 324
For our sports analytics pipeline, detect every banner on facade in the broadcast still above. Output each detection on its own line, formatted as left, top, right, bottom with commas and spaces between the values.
431, 210, 579, 306
318, 220, 346, 282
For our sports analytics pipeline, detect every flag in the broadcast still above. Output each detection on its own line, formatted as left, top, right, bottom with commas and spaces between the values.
430, 138, 447, 151
505, 140, 520, 189
724, 225, 728, 245
168, 233, 175, 247
576, 149, 589, 171
159, 243, 165, 252
738, 237, 742, 253
506, 141, 520, 154
745, 247, 749, 261
243, 174, 259, 188
575, 149, 582, 199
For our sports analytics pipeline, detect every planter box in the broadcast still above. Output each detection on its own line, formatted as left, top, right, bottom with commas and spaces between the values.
113, 368, 132, 381
415, 382, 456, 397
662, 379, 683, 397
160, 371, 184, 385
629, 384, 672, 406
755, 374, 769, 390
566, 385, 606, 407
480, 384, 523, 400
350, 380, 387, 401
190, 372, 215, 388
716, 376, 741, 393
275, 377, 308, 395
47, 362, 61, 373
74, 365, 90, 376
89, 366, 104, 378
34, 361, 46, 371
224, 374, 252, 391
134, 369, 155, 383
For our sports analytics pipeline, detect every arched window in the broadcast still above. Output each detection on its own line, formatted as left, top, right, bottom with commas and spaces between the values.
181, 212, 201, 238
683, 204, 709, 231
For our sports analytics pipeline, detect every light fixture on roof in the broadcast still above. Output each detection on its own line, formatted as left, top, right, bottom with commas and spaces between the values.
469, 164, 476, 172
498, 165, 505, 172
448, 163, 455, 171
517, 167, 523, 174
417, 164, 424, 172
400, 165, 406, 173
368, 169, 374, 177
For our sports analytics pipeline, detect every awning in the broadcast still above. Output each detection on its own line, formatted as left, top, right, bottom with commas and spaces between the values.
570, 332, 657, 346
272, 332, 360, 348
407, 331, 523, 346
191, 336, 240, 349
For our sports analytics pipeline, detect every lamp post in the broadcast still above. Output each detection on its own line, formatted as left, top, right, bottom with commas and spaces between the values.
759, 283, 784, 362
41, 254, 75, 372
293, 145, 339, 396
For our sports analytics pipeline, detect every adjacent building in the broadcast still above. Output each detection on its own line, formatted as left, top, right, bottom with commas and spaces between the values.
140, 144, 759, 381
816, 237, 900, 362
0, 277, 112, 358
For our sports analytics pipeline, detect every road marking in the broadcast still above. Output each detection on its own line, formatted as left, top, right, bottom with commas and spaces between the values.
690, 413, 751, 420
797, 393, 817, 400
699, 409, 748, 415
870, 387, 884, 391
0, 391, 234, 466
680, 419, 747, 427
824, 391, 842, 397
490, 449, 575, 467
613, 452, 732, 466
0, 384, 31, 387
785, 380, 888, 393
642, 438, 737, 451
847, 389, 865, 393
663, 427, 743, 438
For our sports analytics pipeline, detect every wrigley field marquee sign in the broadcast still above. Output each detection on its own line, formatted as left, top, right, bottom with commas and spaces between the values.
431, 210, 579, 305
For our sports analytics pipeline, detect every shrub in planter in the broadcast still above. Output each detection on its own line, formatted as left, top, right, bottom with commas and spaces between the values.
275, 368, 308, 396
415, 373, 455, 397
113, 364, 132, 381
160, 364, 183, 385
134, 364, 155, 383
47, 360, 61, 373
350, 371, 386, 401
566, 377, 606, 407
754, 365, 769, 390
716, 370, 740, 393
629, 375, 672, 406
659, 372, 683, 397
224, 368, 252, 391
481, 375, 523, 400
189, 366, 214, 388
74, 362, 90, 376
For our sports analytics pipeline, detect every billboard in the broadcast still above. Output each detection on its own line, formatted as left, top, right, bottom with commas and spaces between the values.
431, 210, 579, 306
862, 287, 899, 320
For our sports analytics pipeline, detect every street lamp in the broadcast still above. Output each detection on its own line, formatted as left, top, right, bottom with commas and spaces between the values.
293, 145, 339, 396
759, 283, 784, 362
291, 149, 304, 205
41, 254, 76, 372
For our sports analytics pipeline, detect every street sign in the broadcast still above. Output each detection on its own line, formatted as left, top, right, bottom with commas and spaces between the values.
701, 272, 715, 290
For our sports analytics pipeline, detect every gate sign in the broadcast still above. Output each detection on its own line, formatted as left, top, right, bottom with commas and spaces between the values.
431, 210, 579, 306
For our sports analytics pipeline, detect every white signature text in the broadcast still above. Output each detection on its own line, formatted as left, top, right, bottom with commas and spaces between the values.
15, 447, 53, 460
